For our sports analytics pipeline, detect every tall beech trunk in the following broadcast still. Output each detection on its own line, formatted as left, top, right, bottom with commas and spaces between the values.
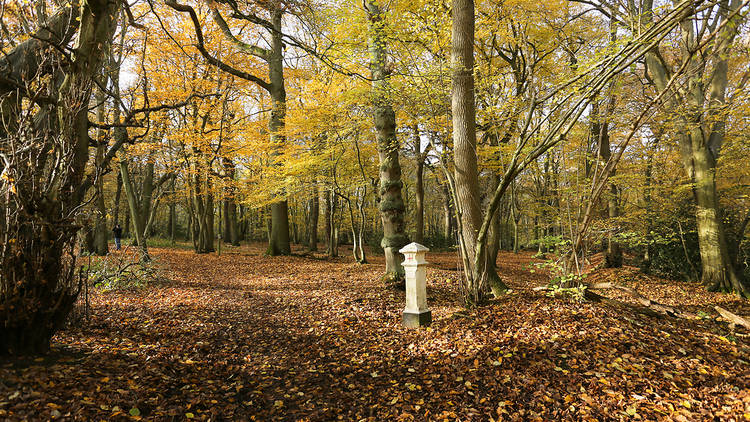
124, 206, 131, 239
413, 126, 428, 244
120, 158, 149, 261
356, 189, 368, 263
641, 135, 658, 272
415, 157, 425, 244
592, 100, 622, 268
206, 183, 215, 250
692, 139, 745, 294
451, 0, 506, 304
327, 190, 339, 258
221, 159, 239, 246
92, 87, 109, 255
367, 1, 408, 287
637, 0, 749, 296
290, 199, 299, 244
342, 189, 368, 264
510, 186, 520, 254
487, 176, 505, 260
169, 178, 177, 245
192, 163, 215, 254
265, 10, 292, 256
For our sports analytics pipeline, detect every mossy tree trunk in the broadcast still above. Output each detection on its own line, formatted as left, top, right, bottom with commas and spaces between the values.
367, 0, 408, 288
638, 0, 749, 297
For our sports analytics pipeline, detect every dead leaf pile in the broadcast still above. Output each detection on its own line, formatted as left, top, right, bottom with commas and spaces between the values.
1, 244, 748, 421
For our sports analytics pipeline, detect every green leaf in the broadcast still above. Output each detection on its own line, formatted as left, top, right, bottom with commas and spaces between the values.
129, 407, 141, 417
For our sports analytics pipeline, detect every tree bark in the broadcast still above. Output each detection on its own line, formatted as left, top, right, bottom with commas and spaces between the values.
120, 157, 149, 261
325, 190, 332, 253
169, 178, 177, 245
413, 126, 426, 244
592, 100, 622, 268
265, 9, 292, 256
92, 87, 109, 255
309, 184, 319, 251
367, 0, 408, 288
327, 190, 338, 258
451, 0, 506, 304
114, 171, 123, 226
441, 182, 454, 240
638, 0, 749, 296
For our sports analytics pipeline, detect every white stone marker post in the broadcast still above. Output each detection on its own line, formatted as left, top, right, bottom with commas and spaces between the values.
400, 242, 432, 328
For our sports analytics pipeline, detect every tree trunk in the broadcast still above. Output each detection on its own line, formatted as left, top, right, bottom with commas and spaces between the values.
637, 0, 749, 297
223, 199, 231, 242
206, 181, 215, 251
451, 0, 505, 304
309, 185, 319, 251
228, 200, 239, 245
442, 182, 454, 240
291, 199, 299, 244
641, 137, 657, 272
267, 201, 291, 255
592, 97, 623, 268
325, 191, 332, 254
265, 10, 292, 256
92, 88, 108, 255
124, 206, 131, 240
511, 187, 520, 254
328, 190, 338, 258
357, 189, 368, 263
169, 178, 176, 245
139, 161, 155, 245
414, 127, 425, 244
114, 171, 123, 226
691, 138, 747, 295
120, 158, 149, 261
604, 181, 622, 267
367, 0, 408, 288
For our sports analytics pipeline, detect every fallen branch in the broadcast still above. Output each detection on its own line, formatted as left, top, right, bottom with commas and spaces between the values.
588, 282, 686, 318
715, 306, 750, 331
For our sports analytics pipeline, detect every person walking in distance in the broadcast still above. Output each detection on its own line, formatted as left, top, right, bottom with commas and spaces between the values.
112, 223, 123, 251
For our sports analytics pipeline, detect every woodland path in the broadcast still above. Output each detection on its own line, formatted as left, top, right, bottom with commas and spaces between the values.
1, 244, 749, 420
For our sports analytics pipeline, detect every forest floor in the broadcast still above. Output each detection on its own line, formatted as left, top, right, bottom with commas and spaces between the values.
1, 243, 749, 421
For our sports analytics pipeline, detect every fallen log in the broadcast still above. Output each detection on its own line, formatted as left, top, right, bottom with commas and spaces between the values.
715, 306, 750, 331
535, 283, 750, 334
533, 283, 663, 317
588, 282, 686, 318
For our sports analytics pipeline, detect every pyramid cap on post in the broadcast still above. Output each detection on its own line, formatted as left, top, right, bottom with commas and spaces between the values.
399, 242, 429, 254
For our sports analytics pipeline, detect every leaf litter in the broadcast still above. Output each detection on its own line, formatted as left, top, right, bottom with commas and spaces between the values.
1, 244, 748, 421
